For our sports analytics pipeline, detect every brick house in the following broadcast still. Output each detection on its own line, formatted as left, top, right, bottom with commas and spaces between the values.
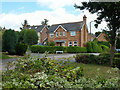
28, 25, 48, 44
87, 33, 96, 41
96, 32, 107, 41
47, 15, 88, 47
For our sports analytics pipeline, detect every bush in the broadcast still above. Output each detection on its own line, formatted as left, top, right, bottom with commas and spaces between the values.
91, 42, 98, 53
31, 45, 87, 53
101, 45, 110, 52
112, 58, 120, 69
97, 41, 110, 48
86, 42, 93, 53
15, 43, 28, 55
47, 40, 55, 46
75, 54, 110, 65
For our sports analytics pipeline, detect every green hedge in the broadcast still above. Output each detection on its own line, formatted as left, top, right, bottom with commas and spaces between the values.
75, 53, 120, 69
30, 45, 87, 53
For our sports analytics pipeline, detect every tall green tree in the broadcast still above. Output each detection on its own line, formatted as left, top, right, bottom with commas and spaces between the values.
20, 20, 30, 30
75, 2, 120, 66
95, 31, 101, 37
2, 29, 18, 53
23, 29, 38, 46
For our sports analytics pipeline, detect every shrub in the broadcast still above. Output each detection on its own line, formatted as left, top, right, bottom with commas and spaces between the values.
47, 40, 55, 46
112, 58, 120, 69
15, 43, 28, 55
66, 47, 87, 53
97, 41, 110, 48
91, 42, 98, 53
101, 45, 110, 52
86, 42, 93, 53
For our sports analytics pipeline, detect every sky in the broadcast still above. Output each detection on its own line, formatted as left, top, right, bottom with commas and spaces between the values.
0, 0, 108, 34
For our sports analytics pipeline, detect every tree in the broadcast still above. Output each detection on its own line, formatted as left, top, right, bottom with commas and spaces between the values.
2, 29, 18, 54
86, 42, 93, 53
23, 29, 38, 46
75, 2, 120, 66
41, 19, 50, 27
95, 31, 101, 37
20, 20, 30, 30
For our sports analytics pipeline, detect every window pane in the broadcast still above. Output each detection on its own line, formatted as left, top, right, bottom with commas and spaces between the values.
63, 32, 65, 36
56, 32, 58, 37
60, 32, 62, 36
71, 31, 76, 36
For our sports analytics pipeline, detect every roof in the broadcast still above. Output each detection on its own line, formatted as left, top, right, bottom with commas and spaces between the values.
47, 21, 85, 33
28, 25, 45, 32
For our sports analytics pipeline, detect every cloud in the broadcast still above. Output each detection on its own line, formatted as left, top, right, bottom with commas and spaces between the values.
0, 7, 107, 34
37, 0, 89, 10
19, 7, 24, 10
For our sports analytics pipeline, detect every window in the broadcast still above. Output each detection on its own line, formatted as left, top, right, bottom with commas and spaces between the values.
63, 42, 65, 46
56, 32, 58, 37
70, 31, 76, 36
63, 32, 65, 36
35, 27, 37, 29
50, 33, 54, 38
74, 41, 77, 46
60, 32, 62, 36
69, 41, 72, 46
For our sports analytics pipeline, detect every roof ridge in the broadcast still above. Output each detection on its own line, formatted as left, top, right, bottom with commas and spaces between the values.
52, 21, 83, 25
30, 25, 43, 27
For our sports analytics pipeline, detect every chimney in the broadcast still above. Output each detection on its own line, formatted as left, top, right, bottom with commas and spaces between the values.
83, 15, 87, 24
3, 27, 5, 32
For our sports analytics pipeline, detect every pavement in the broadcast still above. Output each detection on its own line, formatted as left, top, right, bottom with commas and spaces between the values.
1, 53, 100, 71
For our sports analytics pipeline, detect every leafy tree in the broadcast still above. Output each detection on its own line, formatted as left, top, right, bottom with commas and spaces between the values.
91, 42, 98, 53
18, 29, 27, 43
47, 40, 55, 46
23, 29, 38, 46
75, 2, 120, 66
95, 31, 101, 37
86, 42, 93, 53
41, 19, 50, 27
2, 29, 18, 54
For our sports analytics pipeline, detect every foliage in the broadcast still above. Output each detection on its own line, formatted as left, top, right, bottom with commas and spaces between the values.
2, 54, 12, 60
75, 1, 120, 66
91, 42, 98, 53
47, 40, 55, 46
2, 54, 120, 88
101, 45, 110, 53
2, 29, 18, 54
95, 31, 101, 37
75, 54, 110, 65
97, 41, 110, 48
15, 43, 28, 56
116, 37, 120, 49
30, 45, 87, 53
86, 42, 93, 53
23, 29, 38, 45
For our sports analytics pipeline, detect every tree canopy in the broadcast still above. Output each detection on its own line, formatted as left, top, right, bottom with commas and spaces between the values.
75, 2, 120, 66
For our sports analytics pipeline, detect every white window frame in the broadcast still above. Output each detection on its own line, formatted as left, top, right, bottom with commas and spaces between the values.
60, 32, 62, 36
63, 31, 65, 36
74, 41, 77, 46
70, 31, 76, 36
68, 41, 72, 46
56, 32, 58, 37
50, 33, 54, 38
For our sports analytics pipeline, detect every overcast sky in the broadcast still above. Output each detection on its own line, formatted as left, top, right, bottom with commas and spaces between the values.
0, 0, 107, 34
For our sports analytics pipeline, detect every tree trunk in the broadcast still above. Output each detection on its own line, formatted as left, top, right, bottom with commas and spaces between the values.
110, 44, 115, 66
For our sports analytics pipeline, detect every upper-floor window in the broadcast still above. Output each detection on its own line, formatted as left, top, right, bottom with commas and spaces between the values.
69, 41, 72, 46
63, 32, 65, 36
74, 41, 77, 46
50, 33, 54, 38
70, 31, 76, 36
60, 32, 62, 36
56, 32, 58, 37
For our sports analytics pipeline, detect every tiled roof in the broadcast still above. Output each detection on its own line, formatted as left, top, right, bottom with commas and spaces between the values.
47, 21, 85, 33
28, 25, 45, 32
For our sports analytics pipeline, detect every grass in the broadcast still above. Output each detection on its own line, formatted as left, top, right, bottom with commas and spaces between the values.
2, 54, 12, 60
69, 62, 119, 80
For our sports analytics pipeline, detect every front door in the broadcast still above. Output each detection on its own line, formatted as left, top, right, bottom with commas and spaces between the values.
59, 42, 62, 46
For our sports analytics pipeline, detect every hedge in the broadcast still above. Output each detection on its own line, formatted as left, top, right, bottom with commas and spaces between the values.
30, 45, 87, 53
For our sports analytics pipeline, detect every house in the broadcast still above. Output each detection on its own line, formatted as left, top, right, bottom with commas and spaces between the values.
47, 15, 88, 47
87, 33, 96, 41
28, 25, 48, 44
96, 32, 107, 41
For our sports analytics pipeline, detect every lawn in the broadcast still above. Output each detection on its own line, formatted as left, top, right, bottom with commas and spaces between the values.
69, 62, 119, 80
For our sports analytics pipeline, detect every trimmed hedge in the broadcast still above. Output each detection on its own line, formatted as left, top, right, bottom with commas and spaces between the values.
75, 53, 120, 69
30, 45, 87, 53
